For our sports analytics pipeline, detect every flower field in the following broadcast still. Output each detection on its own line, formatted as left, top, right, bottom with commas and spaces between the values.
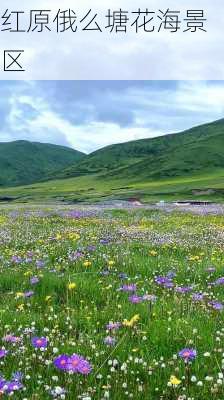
1, 206, 224, 399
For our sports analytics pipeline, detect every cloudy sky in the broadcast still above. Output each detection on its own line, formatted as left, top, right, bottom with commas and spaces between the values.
0, 80, 224, 153
0, 0, 222, 79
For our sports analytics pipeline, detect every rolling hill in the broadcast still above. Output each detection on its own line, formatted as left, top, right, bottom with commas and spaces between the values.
1, 118, 224, 203
59, 118, 224, 180
0, 140, 85, 187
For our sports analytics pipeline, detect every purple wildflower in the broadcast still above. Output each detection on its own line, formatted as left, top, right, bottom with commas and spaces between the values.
0, 377, 5, 391
155, 276, 174, 288
68, 251, 84, 261
30, 276, 39, 285
120, 284, 137, 292
106, 322, 121, 331
86, 245, 96, 252
25, 257, 33, 264
24, 290, 34, 298
178, 348, 197, 362
104, 336, 116, 346
192, 293, 204, 302
11, 255, 23, 264
4, 380, 23, 393
215, 277, 224, 285
142, 294, 157, 303
54, 354, 92, 375
68, 354, 92, 375
0, 349, 8, 358
31, 337, 48, 349
36, 260, 45, 268
3, 335, 21, 343
67, 354, 81, 372
100, 239, 110, 245
128, 294, 143, 304
76, 358, 92, 375
12, 371, 23, 382
209, 300, 224, 311
167, 271, 176, 279
54, 355, 70, 371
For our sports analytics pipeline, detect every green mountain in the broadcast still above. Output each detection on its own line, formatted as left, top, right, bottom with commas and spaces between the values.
0, 140, 85, 187
59, 118, 224, 181
1, 119, 224, 203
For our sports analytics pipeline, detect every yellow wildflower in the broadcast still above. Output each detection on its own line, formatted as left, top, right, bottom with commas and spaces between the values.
123, 314, 140, 327
149, 250, 158, 256
16, 292, 24, 298
68, 232, 80, 240
24, 271, 32, 276
83, 261, 91, 267
67, 282, 76, 290
169, 375, 181, 386
108, 260, 115, 266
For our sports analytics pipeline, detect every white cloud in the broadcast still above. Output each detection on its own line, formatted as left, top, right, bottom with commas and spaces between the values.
63, 122, 163, 153
0, 0, 222, 79
5, 92, 163, 152
175, 82, 224, 114
1, 80, 224, 153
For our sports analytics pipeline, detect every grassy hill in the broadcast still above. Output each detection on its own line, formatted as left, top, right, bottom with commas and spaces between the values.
0, 140, 85, 187
1, 119, 224, 203
0, 168, 224, 204
59, 118, 224, 180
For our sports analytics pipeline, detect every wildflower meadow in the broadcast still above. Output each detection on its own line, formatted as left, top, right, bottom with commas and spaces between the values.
0, 205, 224, 399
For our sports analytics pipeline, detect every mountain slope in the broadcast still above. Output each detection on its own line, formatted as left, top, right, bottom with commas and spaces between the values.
106, 127, 224, 181
1, 118, 224, 203
59, 118, 224, 181
1, 118, 224, 201
0, 140, 85, 187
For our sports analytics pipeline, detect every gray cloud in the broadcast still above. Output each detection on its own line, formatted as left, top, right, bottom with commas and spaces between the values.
0, 80, 224, 153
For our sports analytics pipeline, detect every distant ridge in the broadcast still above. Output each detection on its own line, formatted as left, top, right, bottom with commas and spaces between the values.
57, 118, 224, 181
0, 140, 85, 187
1, 118, 224, 189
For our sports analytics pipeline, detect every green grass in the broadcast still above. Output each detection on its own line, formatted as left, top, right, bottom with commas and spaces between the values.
0, 206, 224, 398
0, 168, 224, 203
